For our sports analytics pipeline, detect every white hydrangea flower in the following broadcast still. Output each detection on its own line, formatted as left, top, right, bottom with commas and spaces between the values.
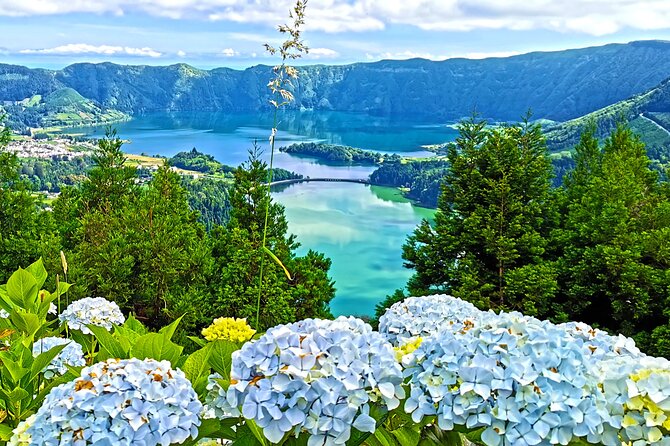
8, 414, 36, 446
32, 337, 86, 379
27, 358, 202, 446
378, 294, 483, 345
207, 317, 404, 445
58, 297, 125, 334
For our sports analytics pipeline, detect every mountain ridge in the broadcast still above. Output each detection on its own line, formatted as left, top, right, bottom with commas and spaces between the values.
3, 40, 670, 122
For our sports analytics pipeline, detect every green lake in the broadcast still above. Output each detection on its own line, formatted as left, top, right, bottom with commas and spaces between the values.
67, 111, 455, 315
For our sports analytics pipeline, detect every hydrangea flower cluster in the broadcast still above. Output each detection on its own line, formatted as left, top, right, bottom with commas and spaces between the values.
27, 358, 202, 446
8, 414, 36, 446
202, 317, 256, 343
378, 294, 481, 344
594, 355, 670, 445
381, 295, 670, 446
58, 297, 125, 334
207, 317, 404, 446
32, 337, 86, 378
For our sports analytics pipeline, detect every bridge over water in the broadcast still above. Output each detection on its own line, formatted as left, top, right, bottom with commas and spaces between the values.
268, 177, 370, 187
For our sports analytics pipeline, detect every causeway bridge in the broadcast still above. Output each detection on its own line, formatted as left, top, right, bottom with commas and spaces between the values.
268, 177, 370, 187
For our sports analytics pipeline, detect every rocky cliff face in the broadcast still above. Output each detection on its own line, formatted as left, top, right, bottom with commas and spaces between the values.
3, 40, 670, 121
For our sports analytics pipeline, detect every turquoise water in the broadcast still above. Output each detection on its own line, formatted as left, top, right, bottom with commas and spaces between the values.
68, 111, 454, 315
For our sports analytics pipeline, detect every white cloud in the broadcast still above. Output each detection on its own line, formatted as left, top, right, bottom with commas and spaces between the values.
459, 51, 521, 59
3, 0, 670, 36
307, 47, 339, 59
220, 48, 239, 57
19, 43, 162, 57
177, 50, 187, 57
364, 49, 522, 62
376, 50, 447, 60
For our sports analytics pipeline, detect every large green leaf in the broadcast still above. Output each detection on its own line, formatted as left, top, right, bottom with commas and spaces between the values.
6, 387, 30, 403
87, 325, 128, 360
158, 315, 183, 341
232, 424, 265, 446
246, 420, 268, 446
25, 258, 48, 291
187, 336, 207, 348
370, 427, 400, 446
0, 286, 13, 313
194, 418, 237, 442
208, 339, 239, 378
131, 333, 183, 366
123, 315, 148, 335
0, 423, 14, 441
390, 427, 421, 446
181, 344, 213, 395
9, 310, 40, 339
30, 343, 67, 381
6, 268, 37, 309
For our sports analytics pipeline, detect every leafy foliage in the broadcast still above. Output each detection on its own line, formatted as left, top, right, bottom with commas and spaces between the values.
54, 131, 212, 335
280, 142, 401, 165
0, 119, 59, 283
553, 123, 670, 355
402, 116, 557, 315
369, 159, 450, 208
209, 148, 334, 330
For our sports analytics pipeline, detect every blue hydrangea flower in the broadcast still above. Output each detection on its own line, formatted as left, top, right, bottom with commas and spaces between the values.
378, 294, 482, 345
27, 358, 202, 446
382, 295, 670, 446
32, 337, 86, 379
58, 297, 125, 334
206, 317, 404, 445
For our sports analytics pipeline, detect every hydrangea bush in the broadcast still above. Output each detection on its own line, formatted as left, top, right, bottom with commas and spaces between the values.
207, 317, 405, 445
58, 297, 125, 334
32, 337, 86, 378
380, 295, 670, 446
27, 358, 202, 446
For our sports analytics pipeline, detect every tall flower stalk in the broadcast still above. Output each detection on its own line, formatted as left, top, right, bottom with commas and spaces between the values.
255, 0, 309, 331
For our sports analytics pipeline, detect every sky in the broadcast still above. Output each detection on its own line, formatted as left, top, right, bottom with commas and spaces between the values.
2, 0, 670, 69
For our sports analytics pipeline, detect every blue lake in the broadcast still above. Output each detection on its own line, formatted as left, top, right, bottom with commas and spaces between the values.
68, 111, 459, 315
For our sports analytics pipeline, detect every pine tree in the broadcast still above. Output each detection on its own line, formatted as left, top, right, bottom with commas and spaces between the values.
57, 133, 211, 333
402, 116, 557, 316
209, 147, 334, 329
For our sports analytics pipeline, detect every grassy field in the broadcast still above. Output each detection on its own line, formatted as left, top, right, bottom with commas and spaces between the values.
124, 153, 232, 182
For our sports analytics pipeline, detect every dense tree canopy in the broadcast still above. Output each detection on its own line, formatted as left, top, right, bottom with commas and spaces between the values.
54, 132, 212, 334
209, 147, 334, 330
0, 120, 58, 283
554, 124, 670, 355
402, 117, 557, 315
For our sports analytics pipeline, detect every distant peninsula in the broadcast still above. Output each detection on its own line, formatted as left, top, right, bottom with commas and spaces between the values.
279, 142, 401, 165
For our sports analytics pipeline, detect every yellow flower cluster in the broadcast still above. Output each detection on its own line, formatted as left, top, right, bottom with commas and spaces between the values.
202, 317, 256, 343
621, 368, 670, 443
394, 336, 423, 361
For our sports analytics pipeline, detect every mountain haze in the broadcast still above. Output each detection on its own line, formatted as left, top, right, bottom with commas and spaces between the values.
3, 41, 670, 122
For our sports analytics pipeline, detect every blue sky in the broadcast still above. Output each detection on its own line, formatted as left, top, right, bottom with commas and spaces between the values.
2, 0, 670, 69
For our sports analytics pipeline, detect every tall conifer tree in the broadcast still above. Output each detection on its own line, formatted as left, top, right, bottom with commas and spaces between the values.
403, 116, 557, 315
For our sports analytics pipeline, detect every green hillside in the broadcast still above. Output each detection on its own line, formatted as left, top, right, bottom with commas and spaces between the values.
2, 87, 128, 132
545, 78, 670, 166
